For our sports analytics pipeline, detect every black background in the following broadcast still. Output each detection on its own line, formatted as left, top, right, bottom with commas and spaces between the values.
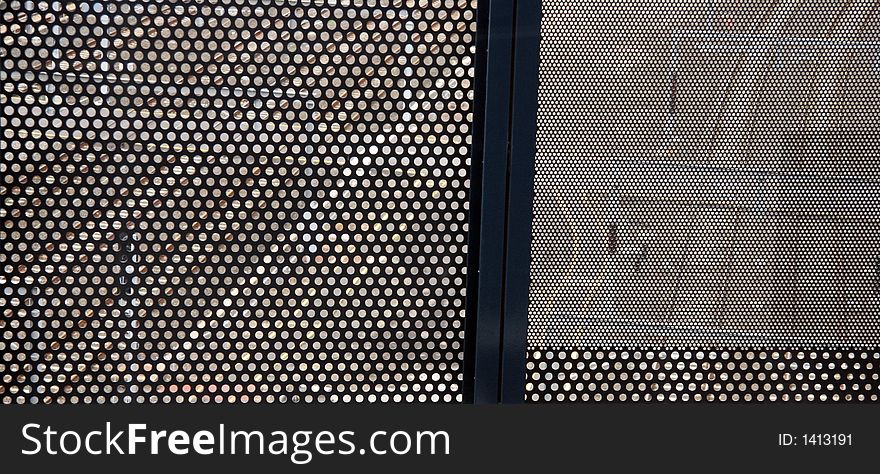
1, 405, 877, 472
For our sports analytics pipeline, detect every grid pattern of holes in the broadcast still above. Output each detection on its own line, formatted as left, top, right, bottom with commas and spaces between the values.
1, 0, 477, 404
528, 1, 880, 400
527, 349, 880, 402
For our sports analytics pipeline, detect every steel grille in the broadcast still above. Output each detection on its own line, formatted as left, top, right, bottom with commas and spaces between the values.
1, 0, 477, 404
527, 0, 880, 401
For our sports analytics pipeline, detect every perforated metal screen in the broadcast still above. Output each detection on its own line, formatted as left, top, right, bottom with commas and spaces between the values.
1, 0, 477, 404
527, 0, 880, 401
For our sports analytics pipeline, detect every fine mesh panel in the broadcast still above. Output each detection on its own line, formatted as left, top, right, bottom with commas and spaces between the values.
527, 1, 880, 401
1, 0, 477, 404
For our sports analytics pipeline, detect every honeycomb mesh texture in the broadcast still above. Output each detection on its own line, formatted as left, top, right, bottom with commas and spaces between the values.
0, 0, 477, 404
527, 0, 880, 401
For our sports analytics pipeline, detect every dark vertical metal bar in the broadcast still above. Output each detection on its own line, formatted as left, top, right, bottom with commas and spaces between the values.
463, 0, 518, 404
499, 0, 541, 404
461, 0, 491, 405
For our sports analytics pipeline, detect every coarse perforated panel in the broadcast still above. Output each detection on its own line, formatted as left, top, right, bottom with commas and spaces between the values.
1, 0, 477, 404
527, 1, 880, 401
